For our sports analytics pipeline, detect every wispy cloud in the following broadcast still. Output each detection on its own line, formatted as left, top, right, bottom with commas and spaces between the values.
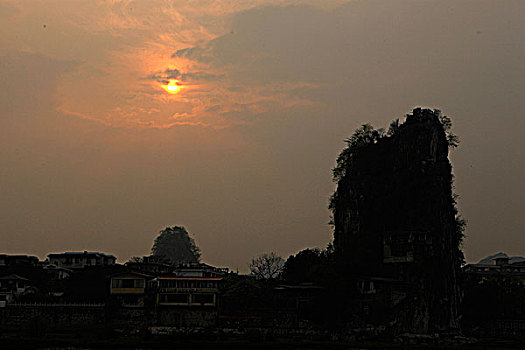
145, 67, 224, 85
2, 0, 340, 129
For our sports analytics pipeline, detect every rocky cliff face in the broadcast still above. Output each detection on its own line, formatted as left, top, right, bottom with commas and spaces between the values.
332, 108, 463, 334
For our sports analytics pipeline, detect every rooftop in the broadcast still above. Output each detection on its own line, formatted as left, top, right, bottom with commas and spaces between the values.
47, 251, 116, 258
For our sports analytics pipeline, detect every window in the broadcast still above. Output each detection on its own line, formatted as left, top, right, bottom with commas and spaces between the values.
160, 293, 189, 303
112, 278, 145, 288
192, 293, 214, 304
160, 280, 175, 288
123, 279, 135, 288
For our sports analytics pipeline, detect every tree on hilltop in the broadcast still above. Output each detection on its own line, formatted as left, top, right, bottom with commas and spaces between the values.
151, 226, 201, 265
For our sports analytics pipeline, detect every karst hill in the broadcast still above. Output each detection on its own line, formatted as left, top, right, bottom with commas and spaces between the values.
331, 108, 464, 334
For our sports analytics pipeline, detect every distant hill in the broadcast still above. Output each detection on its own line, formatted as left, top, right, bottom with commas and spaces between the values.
477, 252, 525, 265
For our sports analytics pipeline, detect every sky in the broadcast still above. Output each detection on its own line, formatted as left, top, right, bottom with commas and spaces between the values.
1, 0, 524, 270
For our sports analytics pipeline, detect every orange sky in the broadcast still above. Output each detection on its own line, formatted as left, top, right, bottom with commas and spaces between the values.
1, 0, 524, 269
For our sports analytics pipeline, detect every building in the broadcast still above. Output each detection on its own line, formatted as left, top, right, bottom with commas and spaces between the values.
156, 276, 222, 307
125, 258, 229, 277
173, 263, 228, 278
43, 264, 73, 280
0, 254, 39, 267
47, 251, 116, 269
274, 283, 324, 325
462, 252, 525, 337
463, 252, 525, 282
125, 256, 174, 275
128, 273, 226, 328
153, 275, 223, 327
0, 274, 34, 305
109, 271, 153, 307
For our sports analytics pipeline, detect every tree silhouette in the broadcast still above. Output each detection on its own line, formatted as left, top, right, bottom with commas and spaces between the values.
249, 252, 284, 280
331, 123, 385, 182
151, 226, 201, 265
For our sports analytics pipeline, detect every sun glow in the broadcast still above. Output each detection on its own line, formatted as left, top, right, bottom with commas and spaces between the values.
162, 80, 181, 94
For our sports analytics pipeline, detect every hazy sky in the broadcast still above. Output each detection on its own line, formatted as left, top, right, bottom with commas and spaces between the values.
1, 0, 524, 270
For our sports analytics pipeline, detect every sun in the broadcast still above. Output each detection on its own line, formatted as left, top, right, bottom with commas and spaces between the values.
162, 80, 181, 94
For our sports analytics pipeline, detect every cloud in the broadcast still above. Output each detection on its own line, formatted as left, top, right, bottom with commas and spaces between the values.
8, 0, 525, 134
172, 46, 208, 60
181, 72, 225, 82
145, 68, 182, 84
48, 1, 335, 129
0, 1, 338, 130
145, 67, 224, 85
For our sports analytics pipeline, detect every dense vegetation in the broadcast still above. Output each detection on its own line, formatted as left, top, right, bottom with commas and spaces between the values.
151, 226, 201, 265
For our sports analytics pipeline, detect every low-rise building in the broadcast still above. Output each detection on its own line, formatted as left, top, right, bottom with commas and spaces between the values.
0, 274, 34, 305
109, 271, 153, 307
47, 251, 116, 269
0, 254, 39, 267
462, 252, 525, 337
125, 256, 174, 275
43, 264, 73, 280
154, 275, 223, 327
173, 263, 228, 278
463, 252, 525, 282
157, 276, 222, 307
